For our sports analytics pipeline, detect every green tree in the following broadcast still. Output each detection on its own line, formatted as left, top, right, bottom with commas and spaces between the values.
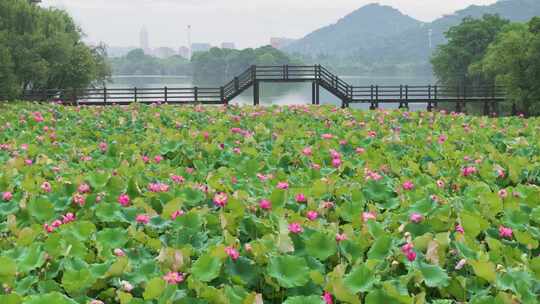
431, 14, 510, 88
0, 0, 110, 99
478, 18, 540, 115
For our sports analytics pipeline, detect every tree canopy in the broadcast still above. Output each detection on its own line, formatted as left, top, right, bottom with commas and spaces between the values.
0, 0, 110, 99
108, 49, 191, 76
431, 14, 510, 88
191, 46, 300, 85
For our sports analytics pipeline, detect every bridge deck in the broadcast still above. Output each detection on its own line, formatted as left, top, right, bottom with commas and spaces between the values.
11, 65, 508, 113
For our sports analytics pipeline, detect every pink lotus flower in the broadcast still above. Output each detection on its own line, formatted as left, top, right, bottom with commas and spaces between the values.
277, 182, 289, 190
114, 248, 126, 257
367, 130, 377, 138
72, 194, 86, 207
406, 250, 417, 261
321, 133, 333, 139
402, 180, 414, 191
225, 246, 240, 261
288, 222, 303, 234
90, 300, 104, 304
499, 226, 513, 239
118, 194, 130, 207
455, 224, 464, 234
163, 271, 184, 284
322, 201, 335, 209
362, 211, 376, 222
99, 142, 108, 152
335, 233, 347, 242
41, 182, 52, 193
332, 158, 342, 168
498, 189, 508, 198
171, 210, 184, 220
436, 180, 445, 188
329, 149, 341, 159
142, 155, 150, 163
154, 155, 163, 163
62, 213, 76, 224
302, 147, 312, 156
136, 214, 150, 224
322, 291, 333, 304
295, 193, 307, 203
256, 173, 269, 181
437, 135, 447, 144
355, 147, 366, 154
462, 166, 477, 177
410, 213, 423, 223
171, 175, 185, 184
2, 191, 13, 202
51, 220, 62, 228
497, 169, 506, 178
213, 192, 228, 207
244, 243, 252, 252
78, 183, 91, 194
259, 199, 271, 210
43, 223, 54, 233
306, 211, 318, 221
148, 182, 169, 193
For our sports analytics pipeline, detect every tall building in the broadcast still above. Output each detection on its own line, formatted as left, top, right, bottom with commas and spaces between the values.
191, 43, 212, 54
153, 47, 176, 59
140, 26, 149, 53
221, 42, 236, 49
270, 37, 296, 50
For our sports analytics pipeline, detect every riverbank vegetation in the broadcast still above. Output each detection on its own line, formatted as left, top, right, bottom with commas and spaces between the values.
432, 14, 540, 115
0, 0, 110, 99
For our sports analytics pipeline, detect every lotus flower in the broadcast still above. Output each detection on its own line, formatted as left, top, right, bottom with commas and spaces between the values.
118, 194, 130, 207
2, 191, 13, 202
163, 271, 184, 284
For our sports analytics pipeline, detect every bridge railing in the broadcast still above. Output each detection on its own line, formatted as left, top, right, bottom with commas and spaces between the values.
254, 65, 317, 80
350, 85, 506, 102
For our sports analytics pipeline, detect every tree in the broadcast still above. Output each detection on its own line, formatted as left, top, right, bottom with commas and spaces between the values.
431, 14, 510, 87
478, 18, 540, 115
0, 0, 110, 99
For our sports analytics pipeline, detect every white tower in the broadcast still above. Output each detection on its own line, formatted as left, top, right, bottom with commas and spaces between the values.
187, 25, 192, 60
140, 26, 149, 54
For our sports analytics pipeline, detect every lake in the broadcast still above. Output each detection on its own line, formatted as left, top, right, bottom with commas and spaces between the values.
107, 74, 435, 110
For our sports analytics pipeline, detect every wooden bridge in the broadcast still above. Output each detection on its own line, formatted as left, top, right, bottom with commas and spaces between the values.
18, 65, 507, 114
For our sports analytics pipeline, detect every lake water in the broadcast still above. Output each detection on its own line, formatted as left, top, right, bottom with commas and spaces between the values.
108, 74, 435, 110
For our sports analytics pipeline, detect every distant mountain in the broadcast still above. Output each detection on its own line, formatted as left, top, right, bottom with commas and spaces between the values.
285, 4, 422, 58
284, 0, 540, 73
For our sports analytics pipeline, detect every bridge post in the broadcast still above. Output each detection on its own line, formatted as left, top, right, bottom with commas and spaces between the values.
312, 81, 316, 105
194, 87, 198, 103
434, 85, 438, 109
220, 87, 226, 105
103, 87, 107, 104
427, 85, 432, 112
234, 77, 239, 90
134, 87, 138, 102
253, 81, 260, 106
164, 86, 168, 103
399, 85, 403, 108
405, 85, 409, 110
369, 85, 375, 110
316, 81, 320, 105
483, 101, 490, 116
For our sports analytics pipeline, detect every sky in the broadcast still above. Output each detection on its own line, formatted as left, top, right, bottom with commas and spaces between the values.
40, 0, 499, 49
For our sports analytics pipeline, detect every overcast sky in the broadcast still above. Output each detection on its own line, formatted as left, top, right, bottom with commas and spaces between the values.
41, 0, 498, 49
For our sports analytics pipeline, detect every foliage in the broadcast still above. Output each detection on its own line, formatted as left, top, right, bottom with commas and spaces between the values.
0, 103, 539, 303
431, 14, 510, 88
108, 49, 191, 76
191, 46, 299, 85
475, 18, 540, 116
0, 0, 110, 99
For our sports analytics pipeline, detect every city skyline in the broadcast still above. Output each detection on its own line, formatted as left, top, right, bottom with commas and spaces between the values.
40, 0, 498, 49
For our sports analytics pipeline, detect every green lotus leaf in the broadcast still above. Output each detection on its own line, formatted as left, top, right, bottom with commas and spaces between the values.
88, 171, 111, 190
28, 197, 55, 222
0, 294, 23, 304
143, 277, 166, 300
0, 256, 16, 284
283, 295, 325, 304
305, 231, 337, 261
191, 254, 223, 282
267, 255, 310, 288
61, 267, 96, 295
344, 264, 378, 293
96, 227, 128, 250
367, 235, 393, 260
24, 292, 78, 304
418, 261, 450, 288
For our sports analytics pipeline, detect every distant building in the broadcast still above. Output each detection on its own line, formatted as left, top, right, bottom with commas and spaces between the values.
140, 27, 150, 53
107, 46, 137, 58
191, 43, 212, 53
221, 42, 236, 49
270, 37, 296, 49
178, 46, 190, 59
153, 47, 176, 59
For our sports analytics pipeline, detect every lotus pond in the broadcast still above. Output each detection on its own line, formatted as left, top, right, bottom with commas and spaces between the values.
0, 103, 539, 304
